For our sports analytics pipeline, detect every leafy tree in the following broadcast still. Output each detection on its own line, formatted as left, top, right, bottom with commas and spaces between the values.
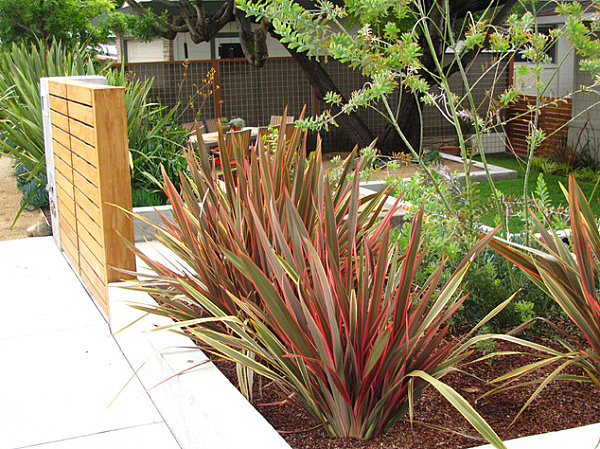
0, 0, 117, 48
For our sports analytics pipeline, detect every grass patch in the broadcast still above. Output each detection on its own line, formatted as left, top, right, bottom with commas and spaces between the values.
474, 153, 600, 227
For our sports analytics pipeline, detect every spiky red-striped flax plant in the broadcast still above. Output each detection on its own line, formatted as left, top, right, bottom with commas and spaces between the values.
488, 176, 600, 403
129, 111, 504, 446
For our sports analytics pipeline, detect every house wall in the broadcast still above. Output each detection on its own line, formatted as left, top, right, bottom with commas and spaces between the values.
513, 15, 576, 98
126, 38, 172, 63
123, 24, 290, 63
569, 56, 600, 161
511, 13, 600, 162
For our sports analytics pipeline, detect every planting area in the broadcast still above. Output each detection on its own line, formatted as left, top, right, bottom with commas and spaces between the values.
215, 336, 600, 449
322, 151, 484, 182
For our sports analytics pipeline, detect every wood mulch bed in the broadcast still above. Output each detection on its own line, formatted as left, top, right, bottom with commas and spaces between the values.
212, 333, 600, 449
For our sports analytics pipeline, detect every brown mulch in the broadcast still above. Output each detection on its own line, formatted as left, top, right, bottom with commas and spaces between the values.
212, 334, 600, 449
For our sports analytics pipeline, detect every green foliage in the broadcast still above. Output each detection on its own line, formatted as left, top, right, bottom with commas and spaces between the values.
488, 177, 600, 420
423, 150, 443, 165
0, 0, 115, 48
0, 39, 187, 211
390, 172, 558, 332
129, 118, 188, 205
129, 121, 506, 446
0, 39, 103, 214
20, 179, 49, 209
131, 188, 164, 208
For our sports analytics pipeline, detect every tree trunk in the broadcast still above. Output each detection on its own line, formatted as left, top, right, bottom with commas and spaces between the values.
372, 93, 422, 156
286, 47, 375, 150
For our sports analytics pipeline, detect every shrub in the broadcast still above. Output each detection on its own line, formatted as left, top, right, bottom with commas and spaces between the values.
129, 121, 507, 446
488, 176, 600, 421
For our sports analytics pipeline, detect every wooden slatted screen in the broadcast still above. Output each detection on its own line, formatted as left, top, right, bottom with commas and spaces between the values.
48, 79, 135, 318
506, 95, 572, 156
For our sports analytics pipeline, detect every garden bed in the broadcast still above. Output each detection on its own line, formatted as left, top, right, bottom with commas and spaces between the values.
111, 272, 600, 449
322, 152, 517, 189
0, 154, 45, 241
214, 334, 600, 449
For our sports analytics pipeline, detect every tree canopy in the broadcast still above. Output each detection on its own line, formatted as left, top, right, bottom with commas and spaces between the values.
0, 0, 117, 48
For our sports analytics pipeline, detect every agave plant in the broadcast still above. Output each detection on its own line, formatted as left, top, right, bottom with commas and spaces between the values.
128, 116, 507, 445
487, 175, 600, 422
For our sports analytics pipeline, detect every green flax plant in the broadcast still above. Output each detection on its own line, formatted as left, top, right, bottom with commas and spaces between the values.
127, 115, 508, 445
486, 176, 600, 423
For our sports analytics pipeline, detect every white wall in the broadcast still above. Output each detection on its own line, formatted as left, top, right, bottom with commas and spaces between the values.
171, 26, 290, 61
513, 16, 576, 98
126, 39, 170, 63
172, 33, 212, 60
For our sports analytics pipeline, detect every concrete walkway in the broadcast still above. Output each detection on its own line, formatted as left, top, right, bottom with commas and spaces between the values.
0, 236, 181, 449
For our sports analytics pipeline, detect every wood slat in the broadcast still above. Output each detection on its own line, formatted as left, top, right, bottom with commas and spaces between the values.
73, 170, 100, 208
56, 180, 75, 210
78, 236, 106, 280
78, 263, 108, 312
68, 118, 95, 146
60, 229, 79, 270
67, 101, 94, 126
92, 87, 135, 284
77, 211, 105, 260
48, 81, 67, 98
73, 199, 101, 242
70, 136, 97, 167
57, 199, 77, 234
72, 153, 99, 186
50, 110, 69, 132
51, 125, 71, 149
66, 83, 93, 105
59, 212, 78, 249
52, 140, 72, 166
54, 155, 74, 182
74, 187, 101, 223
49, 95, 68, 115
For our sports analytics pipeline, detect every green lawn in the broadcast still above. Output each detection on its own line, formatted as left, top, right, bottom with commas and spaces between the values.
473, 153, 600, 227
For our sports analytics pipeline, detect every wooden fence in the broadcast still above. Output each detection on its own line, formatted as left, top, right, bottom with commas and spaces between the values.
506, 95, 572, 156
48, 79, 136, 318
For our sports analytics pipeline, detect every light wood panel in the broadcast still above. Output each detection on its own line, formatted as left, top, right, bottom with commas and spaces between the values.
48, 79, 135, 321
506, 95, 572, 156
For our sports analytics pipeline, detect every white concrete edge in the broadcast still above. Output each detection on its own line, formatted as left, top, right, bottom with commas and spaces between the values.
108, 282, 292, 449
472, 422, 600, 449
360, 153, 518, 193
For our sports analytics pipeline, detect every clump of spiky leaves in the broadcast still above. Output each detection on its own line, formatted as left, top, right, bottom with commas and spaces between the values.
487, 175, 600, 423
128, 117, 505, 445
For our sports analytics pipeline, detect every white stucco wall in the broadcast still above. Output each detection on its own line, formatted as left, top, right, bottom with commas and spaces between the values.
126, 39, 171, 63
129, 22, 290, 63
513, 16, 576, 98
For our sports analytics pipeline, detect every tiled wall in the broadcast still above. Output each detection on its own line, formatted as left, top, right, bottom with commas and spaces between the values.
125, 54, 510, 152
